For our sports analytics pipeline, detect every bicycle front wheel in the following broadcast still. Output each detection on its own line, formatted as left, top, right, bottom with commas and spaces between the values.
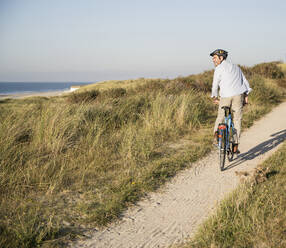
219, 129, 226, 171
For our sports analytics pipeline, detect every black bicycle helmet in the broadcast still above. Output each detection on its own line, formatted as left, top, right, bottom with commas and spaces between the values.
210, 49, 228, 59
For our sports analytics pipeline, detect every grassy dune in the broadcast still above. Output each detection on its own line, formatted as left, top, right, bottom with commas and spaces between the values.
0, 62, 286, 247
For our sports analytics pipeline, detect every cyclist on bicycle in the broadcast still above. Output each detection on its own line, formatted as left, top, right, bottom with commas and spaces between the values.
210, 49, 252, 153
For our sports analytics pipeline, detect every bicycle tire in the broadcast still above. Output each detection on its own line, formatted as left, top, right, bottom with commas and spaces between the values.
227, 127, 234, 162
219, 129, 226, 171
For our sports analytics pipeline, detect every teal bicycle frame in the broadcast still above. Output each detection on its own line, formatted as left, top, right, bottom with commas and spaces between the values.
217, 106, 235, 171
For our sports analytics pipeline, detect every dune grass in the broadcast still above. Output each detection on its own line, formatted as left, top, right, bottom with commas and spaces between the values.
182, 140, 286, 248
0, 62, 286, 247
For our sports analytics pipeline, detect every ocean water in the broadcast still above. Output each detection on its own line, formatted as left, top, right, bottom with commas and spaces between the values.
0, 82, 93, 95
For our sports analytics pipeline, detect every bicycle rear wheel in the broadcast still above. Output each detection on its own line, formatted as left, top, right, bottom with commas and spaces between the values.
227, 127, 235, 162
219, 129, 226, 171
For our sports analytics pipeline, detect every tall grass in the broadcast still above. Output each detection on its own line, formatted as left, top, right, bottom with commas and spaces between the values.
0, 62, 286, 247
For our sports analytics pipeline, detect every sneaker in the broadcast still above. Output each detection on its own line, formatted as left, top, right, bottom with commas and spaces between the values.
232, 144, 240, 154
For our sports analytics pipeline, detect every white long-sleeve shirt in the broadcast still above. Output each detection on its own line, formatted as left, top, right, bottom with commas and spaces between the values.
211, 60, 252, 98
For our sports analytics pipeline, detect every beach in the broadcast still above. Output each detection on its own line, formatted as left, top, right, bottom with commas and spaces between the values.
0, 90, 69, 99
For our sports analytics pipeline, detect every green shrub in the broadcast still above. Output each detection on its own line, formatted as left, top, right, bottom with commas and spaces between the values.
251, 62, 284, 79
240, 65, 254, 79
249, 75, 283, 104
276, 78, 286, 88
168, 71, 213, 94
0, 202, 59, 248
134, 80, 167, 94
96, 88, 127, 102
67, 89, 100, 103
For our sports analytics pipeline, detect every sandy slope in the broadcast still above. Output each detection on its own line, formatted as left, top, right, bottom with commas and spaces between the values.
70, 102, 286, 248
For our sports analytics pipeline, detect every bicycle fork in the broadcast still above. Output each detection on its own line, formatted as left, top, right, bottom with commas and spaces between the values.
217, 123, 227, 148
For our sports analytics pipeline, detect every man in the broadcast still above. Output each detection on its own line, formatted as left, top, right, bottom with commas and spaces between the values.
210, 49, 252, 153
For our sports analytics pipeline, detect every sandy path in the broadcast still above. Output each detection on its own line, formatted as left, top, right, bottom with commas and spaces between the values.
70, 102, 286, 248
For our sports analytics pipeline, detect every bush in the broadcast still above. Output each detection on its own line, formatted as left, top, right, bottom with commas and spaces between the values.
249, 75, 282, 104
104, 88, 127, 98
96, 88, 127, 102
134, 80, 167, 94
67, 90, 100, 103
276, 78, 286, 88
240, 65, 254, 79
251, 62, 284, 79
162, 72, 213, 96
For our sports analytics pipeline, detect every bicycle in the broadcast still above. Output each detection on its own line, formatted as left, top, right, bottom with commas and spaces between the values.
216, 106, 237, 171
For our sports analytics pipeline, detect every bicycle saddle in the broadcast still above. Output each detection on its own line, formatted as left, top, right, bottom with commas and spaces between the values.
221, 106, 230, 110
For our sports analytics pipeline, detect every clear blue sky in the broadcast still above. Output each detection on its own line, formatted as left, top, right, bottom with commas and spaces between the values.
0, 0, 285, 82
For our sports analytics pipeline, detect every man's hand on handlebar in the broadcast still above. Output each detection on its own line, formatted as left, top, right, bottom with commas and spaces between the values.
243, 93, 249, 106
212, 97, 219, 105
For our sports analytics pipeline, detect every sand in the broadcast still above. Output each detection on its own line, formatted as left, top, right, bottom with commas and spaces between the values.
0, 90, 69, 99
69, 101, 286, 248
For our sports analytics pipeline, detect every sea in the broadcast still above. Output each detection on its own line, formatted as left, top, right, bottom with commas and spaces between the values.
0, 82, 94, 95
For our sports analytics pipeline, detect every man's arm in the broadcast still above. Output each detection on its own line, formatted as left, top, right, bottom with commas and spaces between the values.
242, 71, 252, 95
211, 69, 220, 98
241, 71, 252, 105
